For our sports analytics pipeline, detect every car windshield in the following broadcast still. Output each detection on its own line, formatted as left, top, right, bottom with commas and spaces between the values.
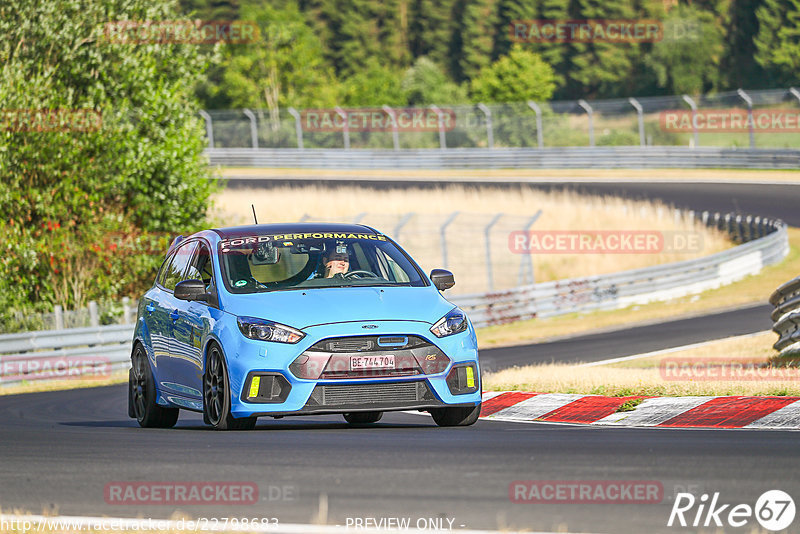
218, 231, 426, 293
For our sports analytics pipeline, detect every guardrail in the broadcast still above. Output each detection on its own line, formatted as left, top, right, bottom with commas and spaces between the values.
0, 212, 789, 385
206, 147, 800, 170
452, 214, 789, 327
770, 277, 800, 358
0, 324, 134, 386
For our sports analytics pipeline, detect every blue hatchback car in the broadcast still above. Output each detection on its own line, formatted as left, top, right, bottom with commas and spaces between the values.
128, 223, 482, 430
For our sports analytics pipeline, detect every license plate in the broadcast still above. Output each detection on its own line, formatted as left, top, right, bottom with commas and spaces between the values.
350, 355, 395, 370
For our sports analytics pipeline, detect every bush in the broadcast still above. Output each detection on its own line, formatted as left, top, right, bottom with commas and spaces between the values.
0, 0, 217, 324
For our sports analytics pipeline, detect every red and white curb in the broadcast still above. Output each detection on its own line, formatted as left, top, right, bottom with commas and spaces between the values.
479, 391, 800, 429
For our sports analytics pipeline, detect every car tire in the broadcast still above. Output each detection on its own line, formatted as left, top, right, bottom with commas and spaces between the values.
430, 404, 481, 427
203, 343, 257, 431
343, 411, 383, 425
129, 344, 179, 428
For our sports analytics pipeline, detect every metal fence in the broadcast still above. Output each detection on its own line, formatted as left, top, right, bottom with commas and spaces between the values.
453, 213, 788, 327
202, 88, 800, 150
206, 146, 800, 169
771, 278, 800, 359
0, 299, 137, 334
0, 324, 133, 386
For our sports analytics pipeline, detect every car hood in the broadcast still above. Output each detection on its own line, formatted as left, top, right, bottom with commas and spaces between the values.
221, 286, 456, 329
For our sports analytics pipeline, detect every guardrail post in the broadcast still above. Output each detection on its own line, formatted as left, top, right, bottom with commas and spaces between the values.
430, 105, 447, 149
334, 106, 350, 150
517, 210, 543, 285
681, 95, 699, 148
54, 305, 64, 331
287, 107, 304, 149
440, 212, 459, 270
382, 105, 400, 151
527, 101, 544, 148
122, 297, 132, 324
477, 103, 494, 149
701, 211, 709, 226
393, 212, 414, 241
736, 89, 756, 148
484, 213, 503, 291
578, 99, 595, 147
790, 88, 800, 107
198, 110, 214, 148
628, 97, 646, 147
89, 301, 99, 327
243, 108, 259, 149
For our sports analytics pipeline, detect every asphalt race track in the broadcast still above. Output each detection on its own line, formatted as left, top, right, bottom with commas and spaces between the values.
481, 303, 773, 372
2, 180, 798, 533
2, 385, 800, 534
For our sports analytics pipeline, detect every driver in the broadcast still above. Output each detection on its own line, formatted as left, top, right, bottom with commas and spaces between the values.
323, 244, 350, 278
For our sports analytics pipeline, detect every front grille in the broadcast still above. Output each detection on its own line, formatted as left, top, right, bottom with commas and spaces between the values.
307, 335, 430, 352
306, 381, 435, 407
328, 339, 374, 352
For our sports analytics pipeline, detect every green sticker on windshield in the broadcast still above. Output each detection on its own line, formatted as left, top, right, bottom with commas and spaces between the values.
234, 280, 247, 287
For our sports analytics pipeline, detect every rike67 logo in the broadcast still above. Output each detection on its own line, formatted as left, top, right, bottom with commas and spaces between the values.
668, 490, 795, 531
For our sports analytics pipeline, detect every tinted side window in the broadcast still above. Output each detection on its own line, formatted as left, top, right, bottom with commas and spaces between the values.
156, 251, 176, 287
186, 242, 214, 290
163, 241, 198, 291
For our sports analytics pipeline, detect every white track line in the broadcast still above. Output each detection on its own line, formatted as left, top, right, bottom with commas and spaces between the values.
579, 331, 771, 368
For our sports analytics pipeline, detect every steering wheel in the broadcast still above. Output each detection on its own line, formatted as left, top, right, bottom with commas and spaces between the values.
344, 270, 380, 279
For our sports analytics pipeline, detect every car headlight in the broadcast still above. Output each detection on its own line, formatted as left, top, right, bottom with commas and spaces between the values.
237, 316, 305, 344
430, 308, 468, 338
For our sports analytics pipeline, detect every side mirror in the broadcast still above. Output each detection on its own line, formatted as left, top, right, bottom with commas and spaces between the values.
175, 279, 209, 302
430, 269, 455, 291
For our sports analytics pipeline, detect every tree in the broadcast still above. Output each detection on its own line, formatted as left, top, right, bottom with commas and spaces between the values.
339, 59, 408, 106
453, 0, 499, 81
211, 2, 339, 124
644, 5, 725, 94
754, 0, 800, 86
402, 57, 468, 105
469, 45, 556, 103
0, 0, 216, 315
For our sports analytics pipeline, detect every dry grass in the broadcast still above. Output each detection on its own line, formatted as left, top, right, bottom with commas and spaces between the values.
213, 184, 730, 294
477, 227, 800, 348
0, 370, 128, 396
483, 331, 800, 397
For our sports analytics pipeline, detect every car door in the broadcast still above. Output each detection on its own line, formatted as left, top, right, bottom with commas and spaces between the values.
170, 240, 216, 401
157, 240, 198, 395
144, 250, 176, 386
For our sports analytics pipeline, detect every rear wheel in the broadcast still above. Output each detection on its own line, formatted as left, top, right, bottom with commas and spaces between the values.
129, 344, 179, 428
343, 411, 383, 425
203, 344, 257, 431
430, 404, 481, 427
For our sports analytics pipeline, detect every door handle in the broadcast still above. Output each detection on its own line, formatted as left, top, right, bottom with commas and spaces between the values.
146, 303, 155, 314
169, 310, 180, 322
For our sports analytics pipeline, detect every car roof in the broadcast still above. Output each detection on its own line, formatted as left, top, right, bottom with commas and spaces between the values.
211, 222, 381, 239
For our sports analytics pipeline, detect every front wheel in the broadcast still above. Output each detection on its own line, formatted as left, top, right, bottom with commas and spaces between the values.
129, 344, 179, 428
430, 404, 481, 427
343, 411, 383, 425
203, 344, 257, 431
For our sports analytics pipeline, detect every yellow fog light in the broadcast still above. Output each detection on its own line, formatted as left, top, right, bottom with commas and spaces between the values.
248, 376, 261, 398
